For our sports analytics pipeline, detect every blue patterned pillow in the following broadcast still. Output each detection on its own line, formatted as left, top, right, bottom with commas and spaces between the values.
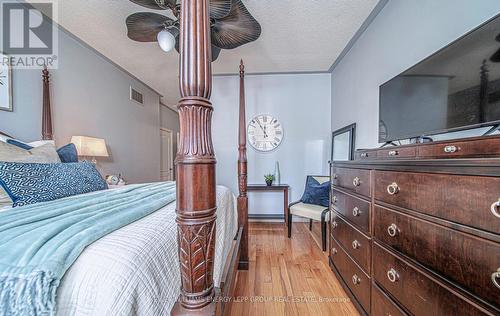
0, 161, 108, 207
300, 176, 330, 207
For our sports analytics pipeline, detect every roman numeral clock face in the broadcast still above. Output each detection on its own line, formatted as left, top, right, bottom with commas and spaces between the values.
248, 114, 284, 152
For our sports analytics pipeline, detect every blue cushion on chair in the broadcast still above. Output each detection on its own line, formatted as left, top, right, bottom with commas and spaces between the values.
0, 161, 108, 207
300, 176, 330, 207
57, 143, 78, 163
6, 139, 34, 150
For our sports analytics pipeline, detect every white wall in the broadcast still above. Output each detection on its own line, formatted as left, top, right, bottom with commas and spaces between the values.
212, 73, 331, 217
331, 0, 500, 149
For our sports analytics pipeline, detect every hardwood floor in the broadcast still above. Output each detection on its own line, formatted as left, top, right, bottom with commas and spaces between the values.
228, 222, 359, 316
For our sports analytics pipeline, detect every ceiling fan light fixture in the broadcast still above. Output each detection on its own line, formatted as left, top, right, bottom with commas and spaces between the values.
157, 28, 175, 52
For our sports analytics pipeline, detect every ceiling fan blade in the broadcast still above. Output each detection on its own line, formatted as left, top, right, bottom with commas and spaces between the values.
212, 46, 221, 61
210, 0, 232, 19
126, 12, 173, 42
491, 48, 500, 63
129, 0, 175, 10
211, 0, 261, 50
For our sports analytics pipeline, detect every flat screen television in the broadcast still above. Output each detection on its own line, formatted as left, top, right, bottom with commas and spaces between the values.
379, 14, 500, 143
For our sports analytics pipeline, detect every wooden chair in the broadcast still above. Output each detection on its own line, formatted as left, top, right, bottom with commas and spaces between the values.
287, 175, 330, 251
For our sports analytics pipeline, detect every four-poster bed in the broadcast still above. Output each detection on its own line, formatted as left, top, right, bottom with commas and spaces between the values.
172, 0, 248, 313
0, 1, 249, 314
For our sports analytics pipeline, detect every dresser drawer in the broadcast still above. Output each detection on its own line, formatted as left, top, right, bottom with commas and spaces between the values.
331, 238, 371, 313
371, 283, 407, 316
331, 188, 370, 233
374, 170, 500, 235
373, 206, 500, 308
377, 146, 416, 159
332, 167, 371, 197
355, 150, 375, 160
331, 214, 371, 273
417, 137, 500, 158
373, 243, 493, 316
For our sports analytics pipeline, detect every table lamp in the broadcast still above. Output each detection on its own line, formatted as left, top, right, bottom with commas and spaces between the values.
71, 136, 109, 164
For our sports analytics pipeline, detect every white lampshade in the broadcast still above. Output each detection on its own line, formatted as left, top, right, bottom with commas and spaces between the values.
71, 136, 109, 158
157, 29, 175, 52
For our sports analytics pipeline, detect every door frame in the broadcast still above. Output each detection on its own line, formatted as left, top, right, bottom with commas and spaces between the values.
160, 127, 174, 181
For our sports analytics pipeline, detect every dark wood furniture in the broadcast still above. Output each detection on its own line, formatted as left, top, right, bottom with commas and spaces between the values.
247, 184, 289, 222
329, 135, 500, 316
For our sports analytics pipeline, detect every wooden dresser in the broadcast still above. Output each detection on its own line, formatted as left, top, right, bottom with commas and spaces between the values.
328, 135, 500, 316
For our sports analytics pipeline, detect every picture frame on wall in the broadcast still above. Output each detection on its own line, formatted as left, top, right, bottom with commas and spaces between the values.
0, 52, 13, 112
331, 123, 356, 161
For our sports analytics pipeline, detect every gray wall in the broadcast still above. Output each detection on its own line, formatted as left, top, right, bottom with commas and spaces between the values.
0, 20, 164, 184
331, 0, 500, 149
212, 73, 331, 217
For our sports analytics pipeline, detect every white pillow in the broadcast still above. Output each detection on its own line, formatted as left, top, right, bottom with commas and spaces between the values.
28, 140, 56, 147
0, 141, 61, 208
0, 141, 60, 163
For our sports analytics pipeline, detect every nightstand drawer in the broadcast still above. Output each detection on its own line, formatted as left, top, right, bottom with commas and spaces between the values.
331, 188, 370, 233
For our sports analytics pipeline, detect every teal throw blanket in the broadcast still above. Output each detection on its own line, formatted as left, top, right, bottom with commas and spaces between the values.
0, 182, 176, 315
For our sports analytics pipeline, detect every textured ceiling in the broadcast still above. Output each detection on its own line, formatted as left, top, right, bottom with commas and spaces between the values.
30, 0, 379, 104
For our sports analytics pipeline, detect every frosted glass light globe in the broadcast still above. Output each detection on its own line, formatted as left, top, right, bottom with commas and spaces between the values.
157, 29, 175, 52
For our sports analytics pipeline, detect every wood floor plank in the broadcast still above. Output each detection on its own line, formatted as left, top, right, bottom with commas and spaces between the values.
227, 222, 359, 316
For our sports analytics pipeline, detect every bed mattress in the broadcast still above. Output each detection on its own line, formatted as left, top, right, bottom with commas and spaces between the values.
55, 185, 238, 315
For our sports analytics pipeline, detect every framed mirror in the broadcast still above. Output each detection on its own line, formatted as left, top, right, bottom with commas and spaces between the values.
331, 123, 356, 161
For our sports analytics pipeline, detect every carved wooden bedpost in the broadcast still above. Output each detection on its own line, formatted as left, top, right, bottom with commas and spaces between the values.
42, 68, 53, 140
172, 0, 217, 314
237, 60, 249, 270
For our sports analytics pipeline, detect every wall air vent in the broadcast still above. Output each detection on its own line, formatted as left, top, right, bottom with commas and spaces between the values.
130, 86, 144, 105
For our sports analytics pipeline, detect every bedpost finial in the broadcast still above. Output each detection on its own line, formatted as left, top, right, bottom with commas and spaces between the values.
42, 67, 49, 81
239, 60, 244, 75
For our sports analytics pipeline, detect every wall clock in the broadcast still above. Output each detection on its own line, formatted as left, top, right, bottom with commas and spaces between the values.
248, 114, 283, 152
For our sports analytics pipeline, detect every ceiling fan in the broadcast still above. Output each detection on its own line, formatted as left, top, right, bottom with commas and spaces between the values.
126, 0, 261, 61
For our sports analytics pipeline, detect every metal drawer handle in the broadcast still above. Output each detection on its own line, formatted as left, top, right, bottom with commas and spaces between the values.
352, 274, 361, 285
333, 173, 338, 179
360, 152, 369, 158
387, 223, 399, 237
353, 177, 361, 187
332, 247, 338, 255
332, 196, 338, 203
387, 268, 400, 283
491, 199, 500, 218
352, 240, 361, 250
387, 182, 400, 195
388, 150, 398, 156
332, 220, 338, 228
352, 207, 360, 217
492, 268, 500, 289
444, 145, 458, 153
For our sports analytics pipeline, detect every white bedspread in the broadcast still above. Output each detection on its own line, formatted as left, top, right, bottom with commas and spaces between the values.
55, 185, 238, 316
